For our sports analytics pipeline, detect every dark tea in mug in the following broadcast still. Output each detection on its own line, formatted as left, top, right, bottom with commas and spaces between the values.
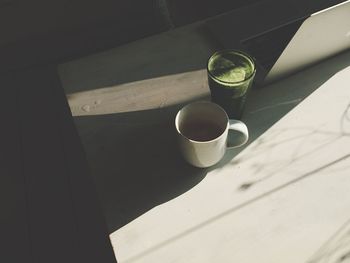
181, 120, 224, 142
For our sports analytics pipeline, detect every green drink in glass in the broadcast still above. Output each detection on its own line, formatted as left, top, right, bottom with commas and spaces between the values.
207, 50, 256, 119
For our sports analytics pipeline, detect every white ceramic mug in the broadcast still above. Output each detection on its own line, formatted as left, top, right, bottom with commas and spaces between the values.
175, 101, 249, 168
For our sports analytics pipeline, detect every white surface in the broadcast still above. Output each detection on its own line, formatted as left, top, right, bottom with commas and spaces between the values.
110, 61, 350, 262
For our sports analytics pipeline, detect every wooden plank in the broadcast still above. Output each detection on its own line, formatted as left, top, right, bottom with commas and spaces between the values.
59, 22, 216, 116
66, 70, 209, 116
52, 68, 117, 262
0, 72, 32, 262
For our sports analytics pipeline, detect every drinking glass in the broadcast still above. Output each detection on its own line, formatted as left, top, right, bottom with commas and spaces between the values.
207, 50, 256, 119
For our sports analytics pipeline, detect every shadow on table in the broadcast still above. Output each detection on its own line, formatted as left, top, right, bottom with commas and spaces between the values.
214, 50, 350, 169
59, 23, 217, 94
74, 50, 350, 233
74, 103, 207, 232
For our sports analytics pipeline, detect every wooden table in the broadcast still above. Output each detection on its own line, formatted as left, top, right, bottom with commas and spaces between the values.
59, 21, 350, 263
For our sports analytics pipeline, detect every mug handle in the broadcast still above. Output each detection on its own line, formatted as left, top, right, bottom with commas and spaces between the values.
227, 120, 249, 149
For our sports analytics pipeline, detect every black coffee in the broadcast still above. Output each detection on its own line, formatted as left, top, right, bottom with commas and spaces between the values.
181, 121, 223, 142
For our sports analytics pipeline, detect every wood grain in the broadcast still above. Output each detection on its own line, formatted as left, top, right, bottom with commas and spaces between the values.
53, 67, 117, 263
67, 70, 209, 116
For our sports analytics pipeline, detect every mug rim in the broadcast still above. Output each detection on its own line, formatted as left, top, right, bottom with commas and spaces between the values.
175, 101, 229, 144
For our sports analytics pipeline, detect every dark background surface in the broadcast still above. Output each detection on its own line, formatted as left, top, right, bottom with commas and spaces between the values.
0, 0, 346, 71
